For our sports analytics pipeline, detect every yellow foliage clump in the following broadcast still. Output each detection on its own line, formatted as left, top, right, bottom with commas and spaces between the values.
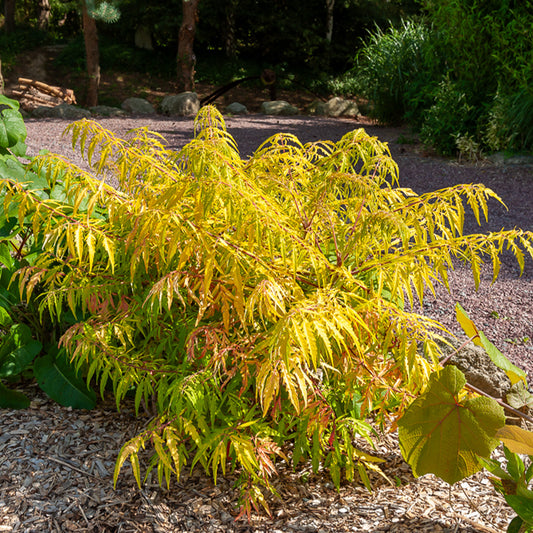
2, 106, 532, 517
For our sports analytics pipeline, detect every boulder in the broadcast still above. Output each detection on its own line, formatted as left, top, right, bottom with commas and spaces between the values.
225, 102, 248, 115
90, 105, 126, 117
260, 100, 298, 116
121, 97, 155, 115
309, 97, 360, 117
32, 103, 91, 120
160, 92, 199, 116
438, 336, 510, 399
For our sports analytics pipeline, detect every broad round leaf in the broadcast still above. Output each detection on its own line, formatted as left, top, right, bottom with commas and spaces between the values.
398, 365, 505, 484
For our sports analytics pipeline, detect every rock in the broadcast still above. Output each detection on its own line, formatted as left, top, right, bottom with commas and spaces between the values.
32, 103, 91, 120
225, 102, 248, 115
261, 100, 299, 116
160, 92, 199, 116
307, 99, 326, 115
121, 97, 155, 115
309, 97, 360, 117
439, 336, 510, 398
89, 105, 126, 117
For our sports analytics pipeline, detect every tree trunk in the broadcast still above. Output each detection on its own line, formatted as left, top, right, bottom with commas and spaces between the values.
38, 0, 51, 31
0, 59, 4, 96
177, 0, 200, 92
325, 0, 335, 43
82, 1, 100, 107
4, 0, 16, 33
224, 0, 237, 58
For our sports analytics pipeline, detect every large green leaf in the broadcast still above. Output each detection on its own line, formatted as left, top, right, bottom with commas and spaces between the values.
0, 380, 30, 409
0, 324, 42, 378
0, 97, 27, 150
456, 303, 527, 385
398, 365, 505, 484
505, 495, 533, 525
33, 349, 97, 409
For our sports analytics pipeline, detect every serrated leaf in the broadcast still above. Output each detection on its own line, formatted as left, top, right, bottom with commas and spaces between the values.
455, 303, 482, 347
398, 365, 505, 484
33, 349, 96, 409
496, 425, 533, 456
0, 380, 31, 408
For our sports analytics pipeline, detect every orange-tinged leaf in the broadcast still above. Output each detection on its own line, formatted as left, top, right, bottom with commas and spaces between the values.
496, 425, 533, 456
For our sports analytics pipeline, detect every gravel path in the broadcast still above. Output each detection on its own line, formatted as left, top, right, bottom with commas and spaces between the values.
23, 114, 533, 379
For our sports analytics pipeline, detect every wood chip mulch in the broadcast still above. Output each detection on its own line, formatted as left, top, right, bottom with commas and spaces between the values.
0, 383, 515, 533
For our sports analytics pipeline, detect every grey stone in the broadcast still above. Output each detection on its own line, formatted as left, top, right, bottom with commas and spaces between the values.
32, 103, 91, 120
225, 102, 248, 115
309, 97, 360, 117
438, 336, 510, 398
121, 97, 155, 115
89, 105, 126, 117
160, 92, 199, 116
261, 100, 299, 116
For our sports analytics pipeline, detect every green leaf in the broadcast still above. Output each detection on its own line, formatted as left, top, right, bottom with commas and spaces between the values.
456, 303, 527, 385
0, 305, 12, 328
0, 242, 14, 269
33, 349, 96, 409
0, 380, 31, 408
0, 324, 42, 378
507, 381, 533, 410
507, 515, 527, 533
0, 100, 27, 150
398, 365, 505, 484
505, 495, 533, 525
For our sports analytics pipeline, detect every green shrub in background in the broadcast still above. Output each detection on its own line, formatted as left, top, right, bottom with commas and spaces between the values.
418, 0, 533, 154
352, 20, 444, 125
419, 77, 475, 156
354, 3, 533, 155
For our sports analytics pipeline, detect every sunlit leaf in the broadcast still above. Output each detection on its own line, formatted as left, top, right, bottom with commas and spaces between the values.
398, 365, 505, 484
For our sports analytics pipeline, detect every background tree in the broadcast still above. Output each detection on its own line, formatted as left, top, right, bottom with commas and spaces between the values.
38, 0, 51, 31
3, 0, 16, 32
81, 0, 121, 107
177, 0, 200, 91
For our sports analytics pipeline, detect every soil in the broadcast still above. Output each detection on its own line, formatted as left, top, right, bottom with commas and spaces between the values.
1, 46, 533, 533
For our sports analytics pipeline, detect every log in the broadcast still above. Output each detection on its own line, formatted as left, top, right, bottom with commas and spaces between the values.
18, 77, 64, 98
17, 78, 76, 104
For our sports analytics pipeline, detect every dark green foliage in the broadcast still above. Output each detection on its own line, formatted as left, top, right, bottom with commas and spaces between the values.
352, 20, 445, 125
419, 77, 475, 156
353, 2, 533, 154
0, 96, 96, 409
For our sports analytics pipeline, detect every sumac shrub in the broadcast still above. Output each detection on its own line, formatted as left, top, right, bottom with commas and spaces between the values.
2, 106, 532, 516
